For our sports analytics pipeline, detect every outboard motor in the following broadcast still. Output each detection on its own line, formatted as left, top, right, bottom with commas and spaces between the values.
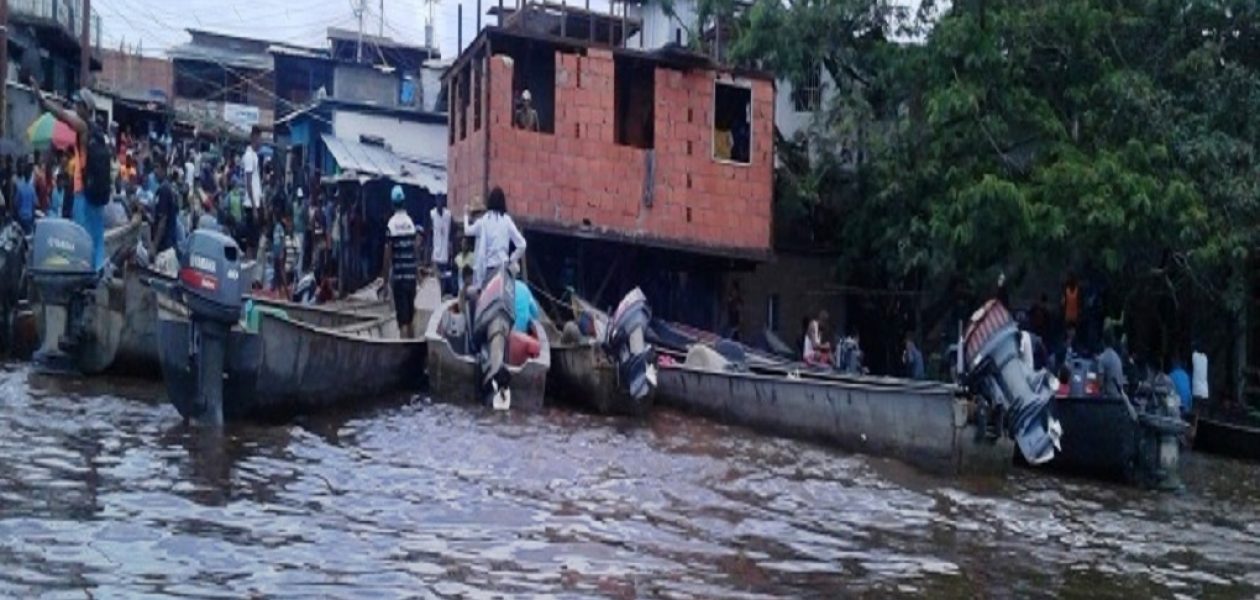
1132, 376, 1188, 490
962, 300, 1062, 465
28, 218, 99, 373
163, 229, 245, 426
605, 288, 655, 403
473, 267, 516, 410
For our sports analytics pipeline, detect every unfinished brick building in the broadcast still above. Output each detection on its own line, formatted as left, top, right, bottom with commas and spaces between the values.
446, 5, 774, 327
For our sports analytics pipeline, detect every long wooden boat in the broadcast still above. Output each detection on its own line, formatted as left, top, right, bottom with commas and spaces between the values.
425, 299, 551, 410
1194, 415, 1260, 462
655, 345, 1013, 476
546, 292, 656, 416
249, 311, 427, 415
549, 338, 653, 415
157, 294, 427, 421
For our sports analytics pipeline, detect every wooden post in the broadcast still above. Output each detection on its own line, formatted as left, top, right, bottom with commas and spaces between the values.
80, 0, 91, 89
0, 0, 8, 139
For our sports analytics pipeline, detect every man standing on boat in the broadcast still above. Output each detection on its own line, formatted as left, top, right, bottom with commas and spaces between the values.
383, 185, 421, 338
430, 197, 453, 296
464, 187, 527, 288
1192, 340, 1209, 414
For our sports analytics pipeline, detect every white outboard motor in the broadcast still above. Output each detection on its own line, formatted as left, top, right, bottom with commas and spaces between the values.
473, 267, 516, 409
605, 288, 655, 403
28, 218, 100, 374
962, 300, 1062, 465
162, 229, 246, 426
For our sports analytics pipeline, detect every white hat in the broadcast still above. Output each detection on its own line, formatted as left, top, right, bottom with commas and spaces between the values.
521, 89, 532, 101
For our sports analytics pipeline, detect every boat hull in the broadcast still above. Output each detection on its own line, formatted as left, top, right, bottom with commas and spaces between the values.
1040, 396, 1138, 478
156, 306, 264, 421
252, 313, 427, 413
425, 300, 550, 411
656, 365, 1011, 476
1194, 416, 1260, 462
549, 342, 654, 415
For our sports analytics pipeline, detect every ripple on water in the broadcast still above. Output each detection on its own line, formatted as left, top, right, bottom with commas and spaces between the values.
2, 362, 1260, 597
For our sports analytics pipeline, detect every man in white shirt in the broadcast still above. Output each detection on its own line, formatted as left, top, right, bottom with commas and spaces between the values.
241, 126, 263, 258
430, 198, 453, 295
1192, 340, 1209, 409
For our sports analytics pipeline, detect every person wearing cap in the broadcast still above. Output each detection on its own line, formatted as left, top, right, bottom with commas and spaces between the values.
382, 185, 422, 338
31, 82, 105, 269
464, 186, 526, 288
514, 90, 540, 132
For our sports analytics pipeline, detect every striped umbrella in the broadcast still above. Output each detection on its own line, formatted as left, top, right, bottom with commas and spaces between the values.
27, 113, 77, 152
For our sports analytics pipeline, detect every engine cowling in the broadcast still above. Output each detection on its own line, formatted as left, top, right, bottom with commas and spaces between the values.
962, 300, 1062, 465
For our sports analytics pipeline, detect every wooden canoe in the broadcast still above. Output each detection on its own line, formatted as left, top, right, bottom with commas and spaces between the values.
1194, 415, 1260, 462
425, 299, 551, 410
655, 345, 1012, 477
548, 339, 655, 416
249, 311, 427, 415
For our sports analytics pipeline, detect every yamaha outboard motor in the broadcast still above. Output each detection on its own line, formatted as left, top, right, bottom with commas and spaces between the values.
164, 229, 246, 426
962, 300, 1062, 465
473, 267, 516, 409
605, 288, 655, 404
1132, 375, 1188, 490
28, 218, 99, 374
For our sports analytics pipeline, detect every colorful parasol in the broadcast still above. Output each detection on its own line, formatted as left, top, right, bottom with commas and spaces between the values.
27, 113, 77, 151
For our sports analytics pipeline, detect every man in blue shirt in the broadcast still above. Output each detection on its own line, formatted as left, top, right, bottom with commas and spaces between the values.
1169, 359, 1193, 415
14, 160, 36, 234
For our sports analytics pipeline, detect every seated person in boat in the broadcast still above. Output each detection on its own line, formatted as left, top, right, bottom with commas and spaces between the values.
835, 330, 866, 374
508, 262, 542, 364
803, 311, 832, 367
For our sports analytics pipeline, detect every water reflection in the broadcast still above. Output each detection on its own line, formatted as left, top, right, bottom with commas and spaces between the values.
1, 361, 1259, 598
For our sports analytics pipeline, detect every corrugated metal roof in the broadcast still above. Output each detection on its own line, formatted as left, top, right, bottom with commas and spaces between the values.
168, 43, 273, 71
321, 133, 447, 194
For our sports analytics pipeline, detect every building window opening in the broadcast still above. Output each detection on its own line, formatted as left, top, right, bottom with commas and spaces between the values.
458, 67, 470, 141
791, 65, 822, 112
614, 57, 654, 149
505, 44, 556, 134
713, 81, 751, 164
473, 58, 483, 132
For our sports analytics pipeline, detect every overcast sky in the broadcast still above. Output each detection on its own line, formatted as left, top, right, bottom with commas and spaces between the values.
93, 0, 934, 61
93, 0, 487, 60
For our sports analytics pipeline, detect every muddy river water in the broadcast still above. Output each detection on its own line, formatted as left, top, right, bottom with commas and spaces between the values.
2, 363, 1259, 598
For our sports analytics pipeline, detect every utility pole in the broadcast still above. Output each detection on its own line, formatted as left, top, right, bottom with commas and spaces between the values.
0, 0, 7, 140
356, 0, 366, 63
379, 0, 385, 37
80, 0, 91, 89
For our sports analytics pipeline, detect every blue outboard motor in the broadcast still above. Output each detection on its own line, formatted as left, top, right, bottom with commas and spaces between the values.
473, 267, 516, 409
28, 218, 99, 373
605, 288, 656, 403
162, 228, 246, 425
962, 300, 1062, 465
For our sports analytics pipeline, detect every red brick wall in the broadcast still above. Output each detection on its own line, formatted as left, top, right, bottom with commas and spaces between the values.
97, 49, 173, 97
448, 55, 489, 216
447, 48, 774, 255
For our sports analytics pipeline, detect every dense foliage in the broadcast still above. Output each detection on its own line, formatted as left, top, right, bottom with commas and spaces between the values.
710, 0, 1260, 386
